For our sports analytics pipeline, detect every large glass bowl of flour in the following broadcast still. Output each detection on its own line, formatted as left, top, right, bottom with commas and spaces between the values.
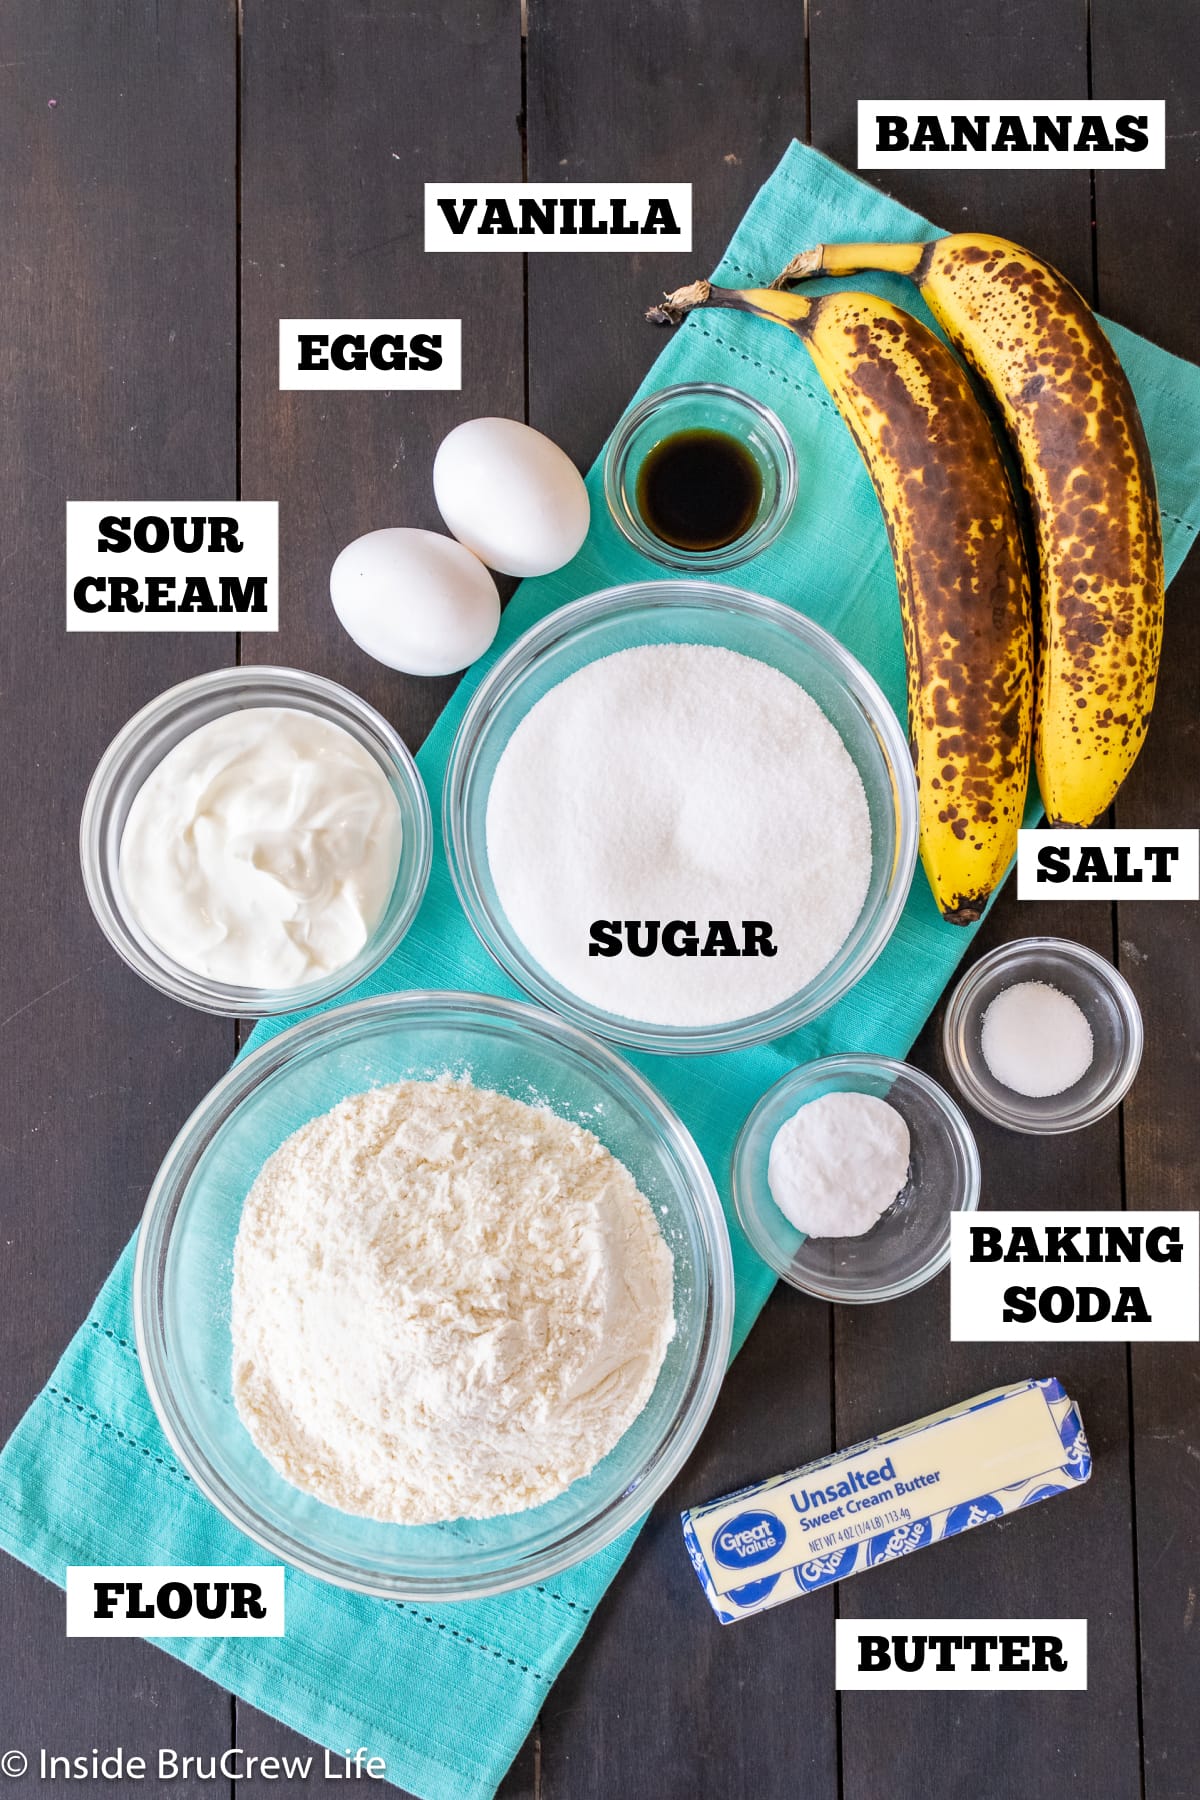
445, 582, 919, 1053
134, 990, 734, 1600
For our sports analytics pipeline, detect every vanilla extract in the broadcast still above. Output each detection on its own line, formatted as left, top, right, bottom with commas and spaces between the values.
635, 427, 763, 553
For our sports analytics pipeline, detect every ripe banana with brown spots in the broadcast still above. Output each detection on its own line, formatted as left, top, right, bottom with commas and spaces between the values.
772, 235, 1165, 827
648, 280, 1033, 924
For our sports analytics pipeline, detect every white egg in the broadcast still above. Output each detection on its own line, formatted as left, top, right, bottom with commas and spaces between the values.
433, 417, 591, 578
329, 528, 500, 677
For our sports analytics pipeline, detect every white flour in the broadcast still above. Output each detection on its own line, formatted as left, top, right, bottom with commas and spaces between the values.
485, 644, 873, 1027
768, 1091, 911, 1238
231, 1076, 675, 1525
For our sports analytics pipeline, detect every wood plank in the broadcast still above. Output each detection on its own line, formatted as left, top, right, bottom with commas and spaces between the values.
233, 1, 527, 1792
524, 7, 835, 1798
526, 0, 812, 464
0, 0, 238, 1789
537, 1283, 838, 1800
806, 3, 1142, 1795
1, 7, 1189, 1799
237, 0, 524, 736
1092, 8, 1200, 1797
836, 898, 1140, 1800
808, 0, 1092, 284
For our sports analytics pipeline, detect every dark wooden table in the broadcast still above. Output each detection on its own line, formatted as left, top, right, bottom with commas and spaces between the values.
2, 4, 1197, 1796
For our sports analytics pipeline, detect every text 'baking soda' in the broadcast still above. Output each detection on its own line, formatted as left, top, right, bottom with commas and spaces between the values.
950, 1212, 1200, 1342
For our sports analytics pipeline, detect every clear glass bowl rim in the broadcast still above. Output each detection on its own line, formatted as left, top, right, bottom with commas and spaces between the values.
601, 381, 799, 571
79, 664, 432, 1018
133, 988, 736, 1600
731, 1051, 982, 1303
442, 580, 920, 1055
941, 935, 1145, 1134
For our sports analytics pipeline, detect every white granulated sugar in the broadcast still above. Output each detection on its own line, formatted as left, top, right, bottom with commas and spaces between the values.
231, 1077, 675, 1526
485, 644, 873, 1028
981, 979, 1094, 1098
768, 1090, 911, 1238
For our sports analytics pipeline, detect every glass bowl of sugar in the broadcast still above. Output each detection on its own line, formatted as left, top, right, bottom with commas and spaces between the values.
443, 581, 919, 1055
732, 1053, 981, 1303
941, 936, 1143, 1134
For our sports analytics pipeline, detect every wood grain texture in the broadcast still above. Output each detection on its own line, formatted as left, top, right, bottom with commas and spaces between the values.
537, 1285, 839, 1800
0, 3, 1195, 1797
836, 908, 1142, 1800
233, 1, 527, 1793
1094, 5, 1200, 1795
808, 0, 1092, 286
524, 6, 834, 1798
0, 0, 238, 1790
807, 3, 1143, 1795
238, 0, 524, 735
526, 0, 810, 466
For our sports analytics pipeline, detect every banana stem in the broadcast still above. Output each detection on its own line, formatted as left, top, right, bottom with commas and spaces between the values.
769, 248, 825, 288
645, 279, 714, 325
770, 240, 934, 288
647, 281, 815, 331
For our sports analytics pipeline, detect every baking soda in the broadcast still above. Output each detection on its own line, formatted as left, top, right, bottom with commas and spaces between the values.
768, 1090, 911, 1238
485, 644, 873, 1028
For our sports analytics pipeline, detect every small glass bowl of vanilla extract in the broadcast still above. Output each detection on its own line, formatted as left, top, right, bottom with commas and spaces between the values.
603, 382, 797, 570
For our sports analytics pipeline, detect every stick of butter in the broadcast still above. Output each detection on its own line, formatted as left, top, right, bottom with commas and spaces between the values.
681, 1376, 1090, 1623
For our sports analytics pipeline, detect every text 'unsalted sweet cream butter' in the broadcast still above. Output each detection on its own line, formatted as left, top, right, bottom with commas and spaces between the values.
681, 1377, 1090, 1623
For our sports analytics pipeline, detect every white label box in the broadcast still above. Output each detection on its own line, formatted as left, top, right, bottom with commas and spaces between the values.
279, 318, 461, 390
836, 1618, 1087, 1690
1017, 828, 1199, 900
424, 183, 691, 252
66, 1566, 285, 1637
951, 1212, 1200, 1343
66, 502, 278, 633
858, 100, 1165, 170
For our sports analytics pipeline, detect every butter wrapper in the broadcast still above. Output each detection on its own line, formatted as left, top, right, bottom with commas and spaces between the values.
681, 1376, 1090, 1624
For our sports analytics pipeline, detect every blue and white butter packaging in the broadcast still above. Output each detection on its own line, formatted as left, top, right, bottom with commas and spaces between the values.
682, 1377, 1090, 1624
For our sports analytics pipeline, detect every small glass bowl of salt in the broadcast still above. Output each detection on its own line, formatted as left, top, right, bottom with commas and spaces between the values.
942, 936, 1143, 1135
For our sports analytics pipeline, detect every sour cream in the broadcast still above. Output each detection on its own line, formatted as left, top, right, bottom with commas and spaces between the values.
118, 707, 402, 990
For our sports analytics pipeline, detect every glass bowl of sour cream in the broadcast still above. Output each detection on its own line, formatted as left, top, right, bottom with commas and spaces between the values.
80, 666, 431, 1016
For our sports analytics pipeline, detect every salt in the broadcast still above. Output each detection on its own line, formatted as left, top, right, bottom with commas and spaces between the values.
980, 980, 1094, 1098
485, 643, 873, 1029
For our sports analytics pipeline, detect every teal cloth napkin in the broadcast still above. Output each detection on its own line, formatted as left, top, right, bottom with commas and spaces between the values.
3, 143, 1199, 1800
